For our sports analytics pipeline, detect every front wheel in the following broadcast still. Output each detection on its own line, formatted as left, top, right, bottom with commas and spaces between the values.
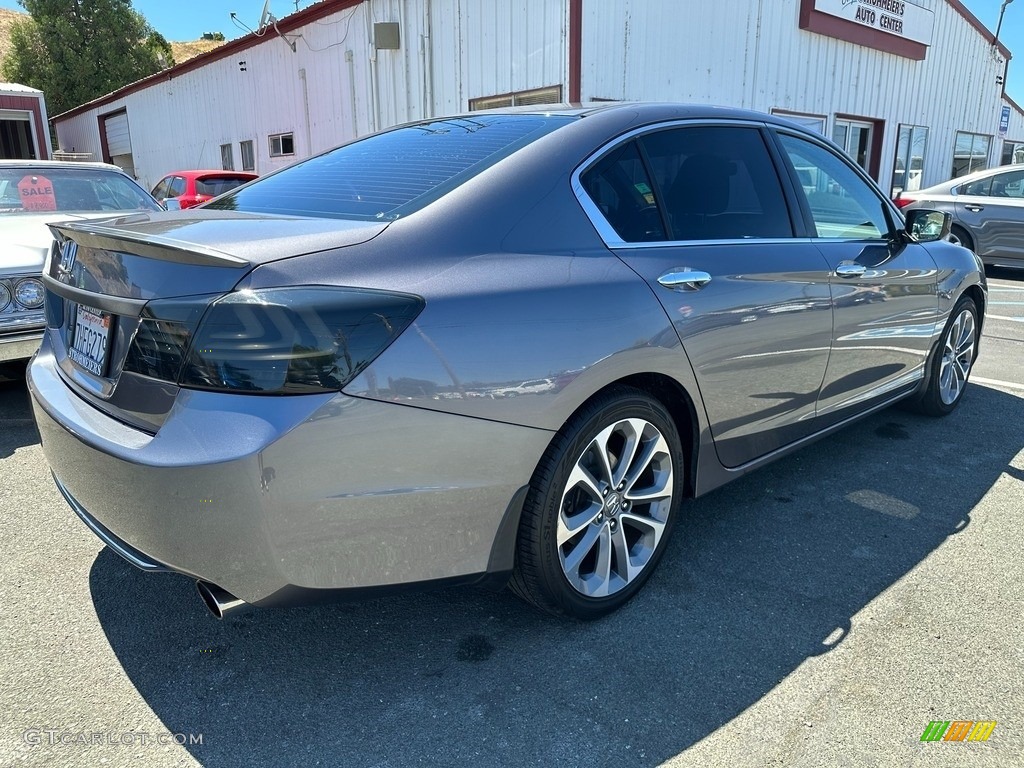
907, 295, 979, 416
509, 387, 684, 619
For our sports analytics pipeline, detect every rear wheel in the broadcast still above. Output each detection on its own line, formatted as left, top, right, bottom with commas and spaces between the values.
907, 295, 978, 416
509, 387, 684, 619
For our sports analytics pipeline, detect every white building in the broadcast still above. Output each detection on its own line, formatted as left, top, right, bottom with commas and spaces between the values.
52, 0, 1024, 196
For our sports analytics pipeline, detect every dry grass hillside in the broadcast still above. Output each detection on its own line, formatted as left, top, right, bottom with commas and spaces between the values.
0, 7, 225, 75
0, 8, 25, 67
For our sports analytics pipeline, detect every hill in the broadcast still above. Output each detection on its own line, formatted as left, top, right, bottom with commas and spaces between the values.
0, 8, 224, 74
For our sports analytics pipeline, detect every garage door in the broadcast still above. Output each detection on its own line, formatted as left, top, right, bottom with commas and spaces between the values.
103, 111, 135, 177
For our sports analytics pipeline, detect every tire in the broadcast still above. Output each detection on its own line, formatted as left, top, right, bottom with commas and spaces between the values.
951, 224, 974, 253
509, 386, 684, 619
906, 295, 979, 416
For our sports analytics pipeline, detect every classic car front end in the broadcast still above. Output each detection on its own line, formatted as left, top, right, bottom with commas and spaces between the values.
0, 242, 47, 363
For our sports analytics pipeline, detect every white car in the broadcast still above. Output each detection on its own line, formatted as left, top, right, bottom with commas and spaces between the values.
0, 160, 161, 363
494, 378, 556, 397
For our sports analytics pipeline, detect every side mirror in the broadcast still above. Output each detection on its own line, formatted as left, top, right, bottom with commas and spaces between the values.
162, 198, 181, 211
904, 209, 951, 243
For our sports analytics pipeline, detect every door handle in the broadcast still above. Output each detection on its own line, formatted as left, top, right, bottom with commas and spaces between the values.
964, 204, 984, 212
835, 263, 867, 278
658, 270, 712, 291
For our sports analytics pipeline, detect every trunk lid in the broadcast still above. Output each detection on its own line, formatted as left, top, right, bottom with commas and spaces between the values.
42, 211, 388, 432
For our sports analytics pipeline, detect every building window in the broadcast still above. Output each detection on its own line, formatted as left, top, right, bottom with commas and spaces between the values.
269, 133, 294, 157
220, 143, 234, 170
770, 110, 826, 136
469, 85, 562, 111
240, 140, 255, 172
1001, 140, 1024, 165
833, 118, 874, 172
891, 124, 929, 196
952, 131, 991, 178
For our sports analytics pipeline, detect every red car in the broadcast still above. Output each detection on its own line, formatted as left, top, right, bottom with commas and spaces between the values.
150, 170, 258, 209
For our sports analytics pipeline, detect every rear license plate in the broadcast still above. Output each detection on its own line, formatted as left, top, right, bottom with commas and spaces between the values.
69, 305, 112, 376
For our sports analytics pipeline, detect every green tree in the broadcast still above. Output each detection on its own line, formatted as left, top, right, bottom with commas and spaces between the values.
1, 1, 174, 117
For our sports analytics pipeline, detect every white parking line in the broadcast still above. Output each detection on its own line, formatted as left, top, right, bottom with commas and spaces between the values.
986, 313, 1024, 323
972, 376, 1024, 392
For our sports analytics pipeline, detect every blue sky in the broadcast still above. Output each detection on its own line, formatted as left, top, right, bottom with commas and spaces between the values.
0, 0, 1021, 102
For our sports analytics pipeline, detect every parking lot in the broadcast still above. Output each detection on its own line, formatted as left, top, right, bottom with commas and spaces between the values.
1, 269, 1022, 768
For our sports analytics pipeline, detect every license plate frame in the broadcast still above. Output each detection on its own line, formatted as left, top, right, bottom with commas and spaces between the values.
69, 304, 112, 377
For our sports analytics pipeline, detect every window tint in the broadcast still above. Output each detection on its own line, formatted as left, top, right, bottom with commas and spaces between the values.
961, 177, 992, 196
195, 176, 252, 196
990, 169, 1024, 198
209, 115, 574, 220
778, 133, 888, 239
639, 126, 792, 240
580, 140, 666, 242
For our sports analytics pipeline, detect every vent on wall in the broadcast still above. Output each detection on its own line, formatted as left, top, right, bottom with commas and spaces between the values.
374, 22, 400, 50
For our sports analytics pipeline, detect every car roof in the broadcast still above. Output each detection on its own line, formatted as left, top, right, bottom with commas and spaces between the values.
405, 101, 814, 131
0, 159, 127, 173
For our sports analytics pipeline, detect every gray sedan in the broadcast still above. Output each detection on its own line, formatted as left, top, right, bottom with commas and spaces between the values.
897, 164, 1024, 267
28, 104, 985, 620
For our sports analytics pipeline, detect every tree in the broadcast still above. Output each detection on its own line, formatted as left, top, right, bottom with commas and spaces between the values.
1, 1, 174, 117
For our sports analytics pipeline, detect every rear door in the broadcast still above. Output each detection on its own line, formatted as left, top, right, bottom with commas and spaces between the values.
955, 168, 1024, 263
575, 122, 834, 468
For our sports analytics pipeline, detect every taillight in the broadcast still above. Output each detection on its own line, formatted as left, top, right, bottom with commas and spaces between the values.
123, 296, 215, 381
175, 287, 423, 394
892, 195, 915, 210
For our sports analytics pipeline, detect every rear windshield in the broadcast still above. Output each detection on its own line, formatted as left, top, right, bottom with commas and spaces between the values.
195, 176, 255, 196
0, 167, 161, 214
206, 114, 575, 221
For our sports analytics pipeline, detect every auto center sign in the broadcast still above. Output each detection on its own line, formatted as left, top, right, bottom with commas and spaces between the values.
814, 0, 934, 46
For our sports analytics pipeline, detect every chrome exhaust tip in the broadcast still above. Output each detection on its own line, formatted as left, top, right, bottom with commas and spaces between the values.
196, 580, 250, 619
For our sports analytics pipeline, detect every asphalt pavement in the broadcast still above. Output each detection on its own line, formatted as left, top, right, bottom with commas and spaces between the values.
1, 269, 1022, 768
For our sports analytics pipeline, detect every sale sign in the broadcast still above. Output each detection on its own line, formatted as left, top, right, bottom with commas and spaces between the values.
18, 175, 57, 211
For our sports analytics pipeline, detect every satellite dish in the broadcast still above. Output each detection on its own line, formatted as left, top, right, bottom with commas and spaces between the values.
258, 0, 273, 29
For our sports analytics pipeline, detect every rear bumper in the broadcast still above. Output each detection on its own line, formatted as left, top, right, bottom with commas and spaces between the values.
29, 346, 552, 606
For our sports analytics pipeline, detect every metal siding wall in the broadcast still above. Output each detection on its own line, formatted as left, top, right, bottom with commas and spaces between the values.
427, 0, 567, 112
582, 0, 1010, 190
54, 3, 376, 191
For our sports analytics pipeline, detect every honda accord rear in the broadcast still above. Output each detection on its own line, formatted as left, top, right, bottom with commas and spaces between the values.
30, 104, 984, 619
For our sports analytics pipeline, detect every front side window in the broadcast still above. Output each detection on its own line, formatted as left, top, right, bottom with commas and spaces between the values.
151, 177, 171, 200
168, 176, 187, 197
953, 131, 991, 178
778, 133, 888, 240
832, 118, 874, 171
209, 114, 575, 220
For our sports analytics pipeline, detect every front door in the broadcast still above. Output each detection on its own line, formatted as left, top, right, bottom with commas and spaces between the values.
773, 131, 939, 421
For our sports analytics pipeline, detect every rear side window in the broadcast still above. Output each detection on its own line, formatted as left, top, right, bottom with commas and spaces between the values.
207, 115, 575, 220
639, 126, 793, 241
580, 141, 666, 242
960, 177, 991, 196
195, 176, 252, 196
